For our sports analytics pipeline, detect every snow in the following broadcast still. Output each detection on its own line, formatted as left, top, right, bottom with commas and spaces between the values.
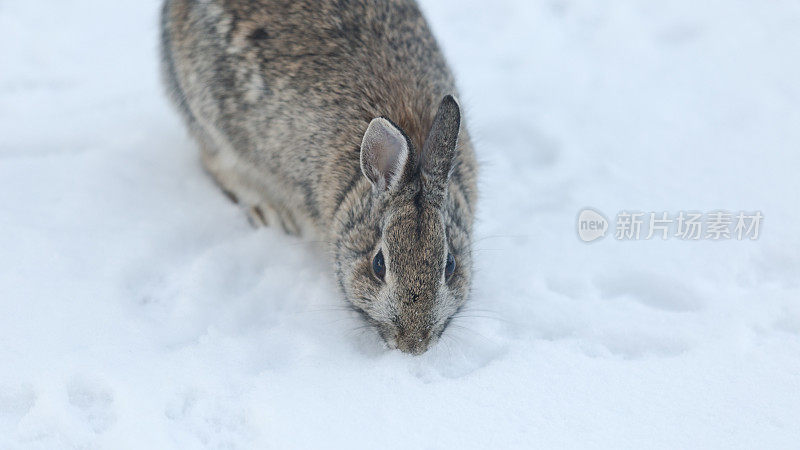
1, 0, 799, 448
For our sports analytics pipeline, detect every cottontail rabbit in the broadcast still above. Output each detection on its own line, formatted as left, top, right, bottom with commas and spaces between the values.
161, 0, 478, 355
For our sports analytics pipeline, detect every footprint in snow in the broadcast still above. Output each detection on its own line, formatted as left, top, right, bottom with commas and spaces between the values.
588, 332, 690, 360
594, 270, 703, 312
67, 379, 116, 434
0, 384, 36, 433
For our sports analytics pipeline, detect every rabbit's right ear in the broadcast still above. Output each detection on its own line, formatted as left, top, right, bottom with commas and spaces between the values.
420, 95, 460, 204
360, 117, 411, 192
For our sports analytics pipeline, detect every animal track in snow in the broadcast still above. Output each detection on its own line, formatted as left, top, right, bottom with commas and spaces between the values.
67, 379, 116, 434
750, 245, 800, 289
0, 384, 36, 434
595, 271, 703, 312
589, 332, 690, 360
655, 22, 704, 45
165, 389, 254, 447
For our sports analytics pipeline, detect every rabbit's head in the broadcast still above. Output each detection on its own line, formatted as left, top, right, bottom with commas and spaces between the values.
335, 95, 472, 355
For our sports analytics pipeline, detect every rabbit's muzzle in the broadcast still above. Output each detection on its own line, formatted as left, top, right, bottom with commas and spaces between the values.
395, 328, 433, 356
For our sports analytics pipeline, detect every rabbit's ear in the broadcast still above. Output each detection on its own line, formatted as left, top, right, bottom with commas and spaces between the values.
421, 95, 461, 201
360, 117, 412, 192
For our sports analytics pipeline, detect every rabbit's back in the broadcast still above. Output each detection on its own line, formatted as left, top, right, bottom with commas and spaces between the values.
161, 0, 476, 237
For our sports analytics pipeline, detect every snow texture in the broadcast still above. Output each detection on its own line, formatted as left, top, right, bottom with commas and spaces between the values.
1, 0, 799, 448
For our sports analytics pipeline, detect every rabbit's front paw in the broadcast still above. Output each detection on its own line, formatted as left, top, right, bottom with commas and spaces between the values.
245, 201, 300, 236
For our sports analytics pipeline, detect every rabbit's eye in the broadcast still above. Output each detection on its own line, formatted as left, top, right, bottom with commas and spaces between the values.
445, 253, 456, 279
372, 250, 386, 281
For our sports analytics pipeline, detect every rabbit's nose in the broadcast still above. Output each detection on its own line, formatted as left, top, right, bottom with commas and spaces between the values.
396, 330, 432, 355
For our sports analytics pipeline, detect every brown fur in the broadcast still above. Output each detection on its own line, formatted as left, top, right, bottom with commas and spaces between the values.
161, 0, 478, 354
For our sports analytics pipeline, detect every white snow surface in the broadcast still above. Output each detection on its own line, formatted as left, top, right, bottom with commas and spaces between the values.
2, 0, 800, 448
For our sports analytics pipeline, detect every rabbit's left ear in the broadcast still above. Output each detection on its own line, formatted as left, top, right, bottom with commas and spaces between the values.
421, 95, 460, 201
360, 117, 412, 192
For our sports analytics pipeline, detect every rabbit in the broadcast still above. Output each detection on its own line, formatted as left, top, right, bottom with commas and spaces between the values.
160, 0, 478, 355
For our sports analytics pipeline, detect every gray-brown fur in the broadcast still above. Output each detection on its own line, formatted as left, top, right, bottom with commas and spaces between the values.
160, 0, 478, 354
